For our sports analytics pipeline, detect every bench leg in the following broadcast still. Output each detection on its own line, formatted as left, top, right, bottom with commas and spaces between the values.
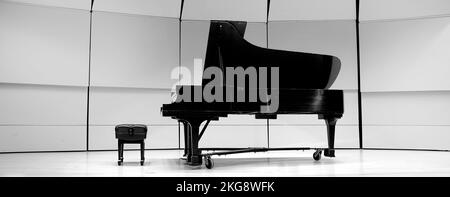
118, 140, 124, 165
140, 141, 145, 166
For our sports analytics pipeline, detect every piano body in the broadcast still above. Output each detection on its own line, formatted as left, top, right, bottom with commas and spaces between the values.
161, 21, 344, 169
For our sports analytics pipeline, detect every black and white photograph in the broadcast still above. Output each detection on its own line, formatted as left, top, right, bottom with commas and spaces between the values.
0, 0, 449, 194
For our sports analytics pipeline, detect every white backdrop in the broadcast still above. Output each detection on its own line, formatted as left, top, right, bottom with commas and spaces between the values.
1, 0, 448, 152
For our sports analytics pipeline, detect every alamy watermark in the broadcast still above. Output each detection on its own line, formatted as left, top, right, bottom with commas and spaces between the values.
171, 59, 279, 113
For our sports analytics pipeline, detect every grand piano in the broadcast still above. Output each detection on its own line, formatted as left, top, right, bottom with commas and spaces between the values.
161, 21, 344, 169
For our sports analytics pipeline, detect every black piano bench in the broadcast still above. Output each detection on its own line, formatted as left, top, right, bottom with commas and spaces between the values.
115, 124, 147, 166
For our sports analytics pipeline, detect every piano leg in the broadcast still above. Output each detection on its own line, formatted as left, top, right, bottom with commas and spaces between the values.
187, 119, 204, 166
323, 117, 338, 157
187, 125, 193, 163
181, 121, 190, 157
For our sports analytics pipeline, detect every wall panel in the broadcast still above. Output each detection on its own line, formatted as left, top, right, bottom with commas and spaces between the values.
90, 12, 179, 89
360, 17, 450, 92
269, 0, 355, 21
88, 125, 178, 150
93, 0, 181, 18
362, 92, 450, 126
182, 0, 267, 22
0, 2, 90, 86
1, 0, 92, 10
89, 87, 175, 126
360, 9, 450, 150
0, 84, 87, 125
363, 125, 450, 150
360, 0, 450, 21
0, 126, 86, 152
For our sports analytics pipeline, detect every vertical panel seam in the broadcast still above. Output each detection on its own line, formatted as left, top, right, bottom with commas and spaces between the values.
178, 0, 184, 149
266, 0, 270, 148
355, 0, 363, 149
86, 0, 94, 151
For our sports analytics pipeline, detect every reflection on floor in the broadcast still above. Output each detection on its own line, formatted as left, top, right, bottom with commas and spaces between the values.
0, 149, 449, 176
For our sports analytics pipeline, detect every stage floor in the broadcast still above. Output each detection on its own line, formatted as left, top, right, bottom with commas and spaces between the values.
0, 149, 449, 177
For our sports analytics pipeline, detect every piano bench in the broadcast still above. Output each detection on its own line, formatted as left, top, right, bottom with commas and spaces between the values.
115, 124, 147, 166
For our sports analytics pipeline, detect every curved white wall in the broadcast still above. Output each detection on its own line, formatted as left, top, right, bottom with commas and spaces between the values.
11, 0, 448, 152
0, 0, 361, 152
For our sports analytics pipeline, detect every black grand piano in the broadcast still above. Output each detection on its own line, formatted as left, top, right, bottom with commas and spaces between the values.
161, 21, 344, 169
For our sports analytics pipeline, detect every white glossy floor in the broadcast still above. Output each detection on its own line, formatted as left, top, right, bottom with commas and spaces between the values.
0, 149, 449, 177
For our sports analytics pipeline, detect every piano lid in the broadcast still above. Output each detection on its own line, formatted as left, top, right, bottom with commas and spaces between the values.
202, 20, 341, 90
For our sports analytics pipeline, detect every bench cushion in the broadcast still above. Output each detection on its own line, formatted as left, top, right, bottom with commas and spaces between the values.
115, 124, 147, 141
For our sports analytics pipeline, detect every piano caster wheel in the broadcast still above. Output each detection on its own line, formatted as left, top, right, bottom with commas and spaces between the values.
204, 156, 214, 169
313, 150, 322, 161
140, 160, 144, 166
118, 160, 123, 166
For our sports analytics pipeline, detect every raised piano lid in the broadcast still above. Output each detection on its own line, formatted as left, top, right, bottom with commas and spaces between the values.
202, 20, 341, 90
